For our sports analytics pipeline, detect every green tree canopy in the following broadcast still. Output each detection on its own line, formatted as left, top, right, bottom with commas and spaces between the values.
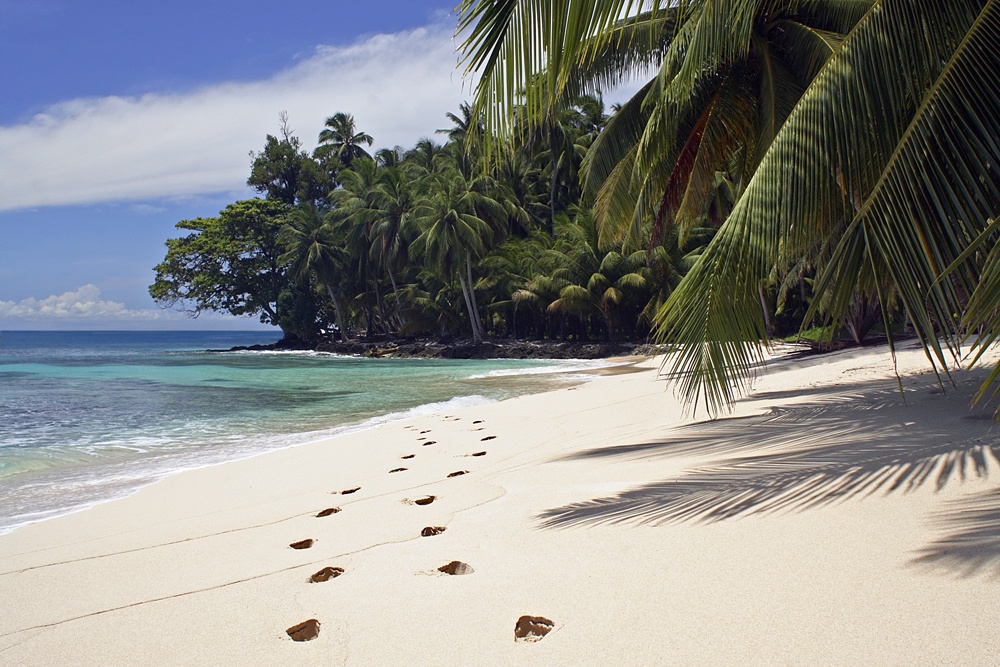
150, 199, 318, 339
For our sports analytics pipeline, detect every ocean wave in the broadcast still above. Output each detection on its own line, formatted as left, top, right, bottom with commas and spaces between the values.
0, 393, 498, 537
465, 359, 615, 379
201, 349, 355, 359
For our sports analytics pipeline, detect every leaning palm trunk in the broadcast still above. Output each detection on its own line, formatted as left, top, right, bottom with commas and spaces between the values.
548, 157, 559, 237
326, 286, 349, 343
373, 277, 390, 334
465, 252, 486, 339
458, 272, 483, 343
387, 269, 405, 329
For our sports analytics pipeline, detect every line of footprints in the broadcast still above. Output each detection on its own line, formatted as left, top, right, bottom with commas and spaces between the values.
283, 417, 554, 645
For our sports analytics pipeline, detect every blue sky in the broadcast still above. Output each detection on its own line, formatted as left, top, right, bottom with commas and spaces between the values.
0, 0, 467, 331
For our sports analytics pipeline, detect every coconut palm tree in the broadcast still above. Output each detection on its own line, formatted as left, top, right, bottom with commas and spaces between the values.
458, 0, 1000, 412
329, 158, 391, 334
410, 171, 507, 342
547, 212, 648, 340
655, 0, 1000, 412
370, 164, 419, 326
318, 112, 374, 168
279, 204, 351, 342
405, 138, 448, 179
437, 102, 481, 147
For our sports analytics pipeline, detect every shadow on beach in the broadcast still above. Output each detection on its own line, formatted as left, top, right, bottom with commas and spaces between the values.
912, 487, 1000, 579
537, 368, 1000, 575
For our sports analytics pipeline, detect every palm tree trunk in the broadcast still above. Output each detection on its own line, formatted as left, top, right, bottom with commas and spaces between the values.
373, 277, 389, 334
387, 269, 404, 329
458, 273, 482, 344
548, 158, 559, 237
603, 306, 615, 342
364, 300, 375, 338
465, 252, 485, 339
326, 286, 349, 343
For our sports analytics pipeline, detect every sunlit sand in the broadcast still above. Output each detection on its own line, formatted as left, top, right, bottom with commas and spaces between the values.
2, 343, 999, 664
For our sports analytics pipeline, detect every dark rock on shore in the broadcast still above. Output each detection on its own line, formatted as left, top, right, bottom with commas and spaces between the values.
220, 336, 658, 360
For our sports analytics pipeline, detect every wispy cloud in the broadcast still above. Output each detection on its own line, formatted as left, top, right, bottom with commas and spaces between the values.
0, 285, 268, 329
0, 22, 472, 212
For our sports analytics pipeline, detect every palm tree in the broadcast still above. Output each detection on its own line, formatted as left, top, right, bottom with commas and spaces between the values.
534, 104, 584, 236
318, 112, 374, 169
279, 204, 351, 342
458, 0, 1000, 412
375, 146, 405, 168
547, 212, 648, 340
493, 147, 548, 236
405, 138, 448, 179
479, 229, 556, 336
411, 171, 507, 342
457, 0, 867, 249
437, 102, 480, 147
370, 164, 419, 326
654, 0, 1000, 412
329, 158, 388, 335
515, 273, 572, 339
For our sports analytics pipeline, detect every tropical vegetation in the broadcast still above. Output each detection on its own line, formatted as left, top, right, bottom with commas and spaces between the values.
151, 94, 674, 345
457, 0, 1000, 412
152, 0, 1000, 414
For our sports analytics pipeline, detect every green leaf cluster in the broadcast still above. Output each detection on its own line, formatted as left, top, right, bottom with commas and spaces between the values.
458, 0, 1000, 413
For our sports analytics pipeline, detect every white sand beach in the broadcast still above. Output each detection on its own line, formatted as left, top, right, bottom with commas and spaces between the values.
2, 342, 1000, 665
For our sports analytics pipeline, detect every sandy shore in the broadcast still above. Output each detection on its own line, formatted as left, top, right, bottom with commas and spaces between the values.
2, 342, 1000, 664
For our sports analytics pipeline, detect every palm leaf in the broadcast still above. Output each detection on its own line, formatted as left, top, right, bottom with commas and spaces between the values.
656, 0, 1000, 414
457, 0, 663, 146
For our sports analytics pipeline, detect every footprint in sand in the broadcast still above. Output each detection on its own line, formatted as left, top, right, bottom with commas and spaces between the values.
514, 616, 554, 643
471, 451, 487, 457
472, 427, 485, 431
340, 487, 361, 495
287, 619, 320, 641
417, 437, 426, 441
310, 567, 345, 583
421, 526, 447, 537
389, 467, 408, 473
315, 507, 341, 518
401, 454, 415, 459
289, 539, 315, 550
481, 435, 496, 441
420, 430, 432, 434
413, 495, 436, 505
438, 561, 474, 575
473, 420, 484, 424
422, 440, 437, 446
447, 470, 468, 478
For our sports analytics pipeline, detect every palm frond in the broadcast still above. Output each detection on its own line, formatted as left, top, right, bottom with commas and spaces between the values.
656, 0, 1000, 413
457, 0, 661, 144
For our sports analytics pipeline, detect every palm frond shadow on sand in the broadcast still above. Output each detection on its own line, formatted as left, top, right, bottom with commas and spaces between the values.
538, 372, 1000, 533
912, 487, 1000, 578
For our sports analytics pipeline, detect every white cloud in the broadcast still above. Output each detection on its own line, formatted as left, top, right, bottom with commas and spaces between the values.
0, 285, 269, 330
0, 285, 160, 320
0, 22, 472, 212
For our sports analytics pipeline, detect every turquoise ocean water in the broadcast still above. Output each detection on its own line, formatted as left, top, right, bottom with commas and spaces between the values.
0, 331, 596, 535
